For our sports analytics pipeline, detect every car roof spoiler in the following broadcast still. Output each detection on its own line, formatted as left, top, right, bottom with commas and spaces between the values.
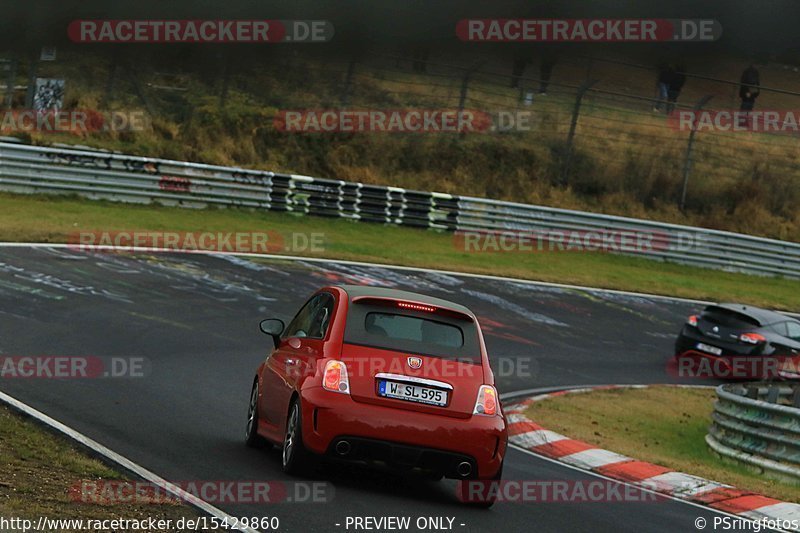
351, 296, 475, 322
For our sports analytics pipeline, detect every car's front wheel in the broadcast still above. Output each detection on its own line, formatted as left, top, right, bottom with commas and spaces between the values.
245, 380, 270, 449
282, 399, 314, 475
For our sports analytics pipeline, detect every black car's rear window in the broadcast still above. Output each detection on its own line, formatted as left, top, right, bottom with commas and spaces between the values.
702, 306, 760, 328
344, 302, 481, 362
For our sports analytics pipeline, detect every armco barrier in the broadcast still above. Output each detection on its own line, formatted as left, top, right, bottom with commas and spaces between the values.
1, 140, 800, 278
707, 383, 800, 483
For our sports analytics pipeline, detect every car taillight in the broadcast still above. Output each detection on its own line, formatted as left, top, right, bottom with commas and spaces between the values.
398, 301, 436, 313
473, 385, 498, 416
739, 332, 766, 344
687, 315, 699, 327
322, 360, 350, 394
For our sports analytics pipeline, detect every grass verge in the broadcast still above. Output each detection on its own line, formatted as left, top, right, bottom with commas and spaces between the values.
523, 386, 800, 503
0, 404, 215, 530
2, 192, 800, 310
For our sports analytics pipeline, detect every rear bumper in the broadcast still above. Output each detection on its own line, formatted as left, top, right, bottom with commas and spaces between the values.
674, 328, 761, 357
299, 386, 507, 478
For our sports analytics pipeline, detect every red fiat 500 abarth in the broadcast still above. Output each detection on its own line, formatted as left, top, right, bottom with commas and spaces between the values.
245, 285, 507, 504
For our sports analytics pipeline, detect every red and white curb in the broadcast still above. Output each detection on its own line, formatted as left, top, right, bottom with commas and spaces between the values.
504, 385, 800, 530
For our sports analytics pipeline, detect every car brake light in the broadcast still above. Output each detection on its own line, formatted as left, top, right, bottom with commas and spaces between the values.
398, 301, 436, 313
739, 332, 766, 344
473, 385, 498, 416
323, 360, 350, 394
687, 315, 699, 327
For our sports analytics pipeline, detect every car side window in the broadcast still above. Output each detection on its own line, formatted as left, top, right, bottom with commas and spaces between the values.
307, 293, 335, 339
786, 322, 800, 341
770, 322, 789, 336
285, 295, 323, 339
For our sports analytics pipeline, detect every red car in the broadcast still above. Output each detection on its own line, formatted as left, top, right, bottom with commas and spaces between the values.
245, 285, 507, 505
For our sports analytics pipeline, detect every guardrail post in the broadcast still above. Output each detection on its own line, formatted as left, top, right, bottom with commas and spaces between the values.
767, 386, 780, 404
561, 79, 597, 185
745, 385, 758, 399
793, 387, 800, 408
679, 94, 713, 212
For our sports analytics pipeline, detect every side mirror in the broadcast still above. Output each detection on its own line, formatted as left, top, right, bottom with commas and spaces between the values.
259, 318, 285, 349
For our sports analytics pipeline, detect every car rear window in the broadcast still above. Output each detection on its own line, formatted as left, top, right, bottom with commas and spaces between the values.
344, 303, 481, 362
702, 306, 760, 328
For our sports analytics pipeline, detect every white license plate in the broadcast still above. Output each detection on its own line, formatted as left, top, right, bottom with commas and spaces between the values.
378, 380, 448, 407
696, 342, 723, 355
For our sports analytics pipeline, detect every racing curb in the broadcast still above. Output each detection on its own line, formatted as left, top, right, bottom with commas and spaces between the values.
504, 385, 800, 531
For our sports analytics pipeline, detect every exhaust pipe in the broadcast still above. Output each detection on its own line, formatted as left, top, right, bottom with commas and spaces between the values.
456, 461, 472, 477
335, 440, 351, 456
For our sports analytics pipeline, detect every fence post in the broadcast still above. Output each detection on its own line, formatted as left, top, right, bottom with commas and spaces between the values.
341, 59, 356, 106
101, 51, 119, 109
458, 70, 471, 111
24, 51, 38, 109
219, 55, 231, 110
561, 79, 597, 184
679, 94, 713, 211
4, 56, 16, 108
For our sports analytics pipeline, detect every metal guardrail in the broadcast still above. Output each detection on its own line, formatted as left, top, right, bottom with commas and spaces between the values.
707, 383, 800, 482
1, 141, 800, 278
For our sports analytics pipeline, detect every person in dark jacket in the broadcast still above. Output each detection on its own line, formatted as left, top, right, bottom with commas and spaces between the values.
653, 62, 672, 112
665, 65, 687, 115
739, 64, 761, 111
739, 64, 760, 128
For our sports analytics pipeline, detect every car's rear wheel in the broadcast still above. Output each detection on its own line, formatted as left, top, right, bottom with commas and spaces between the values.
282, 399, 313, 475
245, 380, 270, 449
457, 465, 503, 508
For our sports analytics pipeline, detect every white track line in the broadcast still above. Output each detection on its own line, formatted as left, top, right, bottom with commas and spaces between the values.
0, 389, 259, 533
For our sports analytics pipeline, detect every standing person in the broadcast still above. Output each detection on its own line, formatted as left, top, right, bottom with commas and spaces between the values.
538, 55, 556, 95
653, 62, 672, 112
739, 64, 760, 127
666, 64, 687, 115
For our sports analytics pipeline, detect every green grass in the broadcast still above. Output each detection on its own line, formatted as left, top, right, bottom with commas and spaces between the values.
3, 191, 800, 310
524, 387, 800, 502
0, 405, 209, 527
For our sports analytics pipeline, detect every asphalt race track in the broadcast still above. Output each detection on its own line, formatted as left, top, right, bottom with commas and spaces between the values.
0, 246, 758, 532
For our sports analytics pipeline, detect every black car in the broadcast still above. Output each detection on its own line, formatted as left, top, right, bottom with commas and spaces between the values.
674, 303, 800, 379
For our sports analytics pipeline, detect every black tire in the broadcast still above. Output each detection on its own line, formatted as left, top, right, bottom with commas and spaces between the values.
245, 380, 271, 449
457, 465, 503, 508
281, 398, 314, 475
